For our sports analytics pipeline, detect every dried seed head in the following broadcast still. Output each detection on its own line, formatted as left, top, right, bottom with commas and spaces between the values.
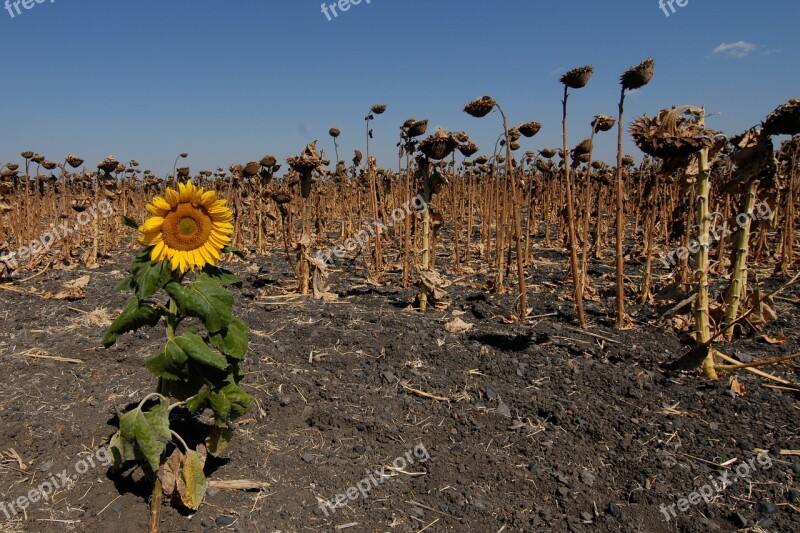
621, 58, 655, 91
329, 128, 341, 138
561, 65, 593, 89
622, 155, 635, 166
21, 151, 34, 160
762, 98, 800, 137
419, 130, 460, 160
370, 103, 387, 115
7, 163, 19, 171
458, 142, 479, 157
464, 96, 497, 118
42, 160, 57, 170
592, 115, 616, 132
408, 119, 428, 138
630, 106, 716, 160
353, 150, 363, 165
540, 148, 557, 159
243, 162, 261, 176
179, 152, 189, 158
573, 138, 593, 157
97, 155, 118, 174
177, 166, 190, 177
31, 154, 45, 164
517, 121, 542, 138
260, 155, 277, 168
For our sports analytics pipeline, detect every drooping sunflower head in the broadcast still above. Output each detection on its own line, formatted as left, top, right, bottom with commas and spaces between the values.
139, 181, 233, 273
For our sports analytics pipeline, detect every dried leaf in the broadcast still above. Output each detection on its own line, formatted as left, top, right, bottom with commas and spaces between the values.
729, 376, 746, 397
445, 318, 474, 334
761, 333, 787, 345
43, 275, 91, 300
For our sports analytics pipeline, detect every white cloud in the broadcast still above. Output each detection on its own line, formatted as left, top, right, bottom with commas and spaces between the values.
712, 41, 759, 58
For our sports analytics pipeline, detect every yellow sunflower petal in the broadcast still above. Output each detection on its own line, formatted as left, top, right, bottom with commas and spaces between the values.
202, 243, 220, 261
178, 181, 195, 203
152, 196, 171, 211
139, 232, 163, 246
139, 217, 165, 234
199, 191, 217, 207
146, 203, 167, 216
151, 240, 167, 262
165, 188, 179, 208
192, 249, 205, 269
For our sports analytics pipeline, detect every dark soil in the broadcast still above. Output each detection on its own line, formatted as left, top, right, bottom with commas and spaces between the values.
0, 242, 798, 533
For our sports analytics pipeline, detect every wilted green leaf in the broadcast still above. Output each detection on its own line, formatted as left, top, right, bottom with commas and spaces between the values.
209, 318, 249, 360
166, 281, 232, 333
119, 400, 172, 472
185, 389, 209, 413
108, 431, 136, 469
103, 296, 162, 347
178, 450, 207, 510
206, 426, 233, 457
208, 382, 252, 424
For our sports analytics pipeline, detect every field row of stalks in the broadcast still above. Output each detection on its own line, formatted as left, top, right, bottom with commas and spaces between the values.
1, 60, 798, 378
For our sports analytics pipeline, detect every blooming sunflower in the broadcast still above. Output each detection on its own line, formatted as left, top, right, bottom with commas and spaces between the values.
139, 181, 233, 273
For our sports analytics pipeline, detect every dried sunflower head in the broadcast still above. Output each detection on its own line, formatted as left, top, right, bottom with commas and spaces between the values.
723, 128, 776, 193
419, 130, 459, 160
329, 128, 341, 138
21, 151, 34, 160
66, 154, 84, 168
408, 119, 428, 138
592, 115, 616, 132
370, 103, 387, 115
243, 162, 260, 177
573, 138, 593, 156
458, 142, 479, 157
260, 155, 277, 168
630, 106, 716, 160
561, 65, 593, 89
762, 98, 800, 137
518, 121, 542, 138
98, 155, 118, 174
464, 96, 497, 118
621, 58, 655, 91
540, 148, 557, 159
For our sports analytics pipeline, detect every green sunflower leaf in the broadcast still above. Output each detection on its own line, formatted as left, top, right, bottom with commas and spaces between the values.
221, 244, 245, 259
172, 332, 229, 372
206, 425, 233, 457
118, 400, 171, 472
133, 259, 173, 300
209, 318, 249, 360
120, 215, 141, 230
197, 265, 242, 287
145, 348, 189, 381
166, 281, 232, 333
103, 296, 162, 348
108, 431, 136, 470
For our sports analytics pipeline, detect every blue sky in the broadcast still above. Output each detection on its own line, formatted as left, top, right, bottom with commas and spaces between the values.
1, 0, 797, 175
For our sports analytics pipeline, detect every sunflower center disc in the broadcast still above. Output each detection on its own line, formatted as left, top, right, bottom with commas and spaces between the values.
178, 216, 198, 236
162, 204, 213, 251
